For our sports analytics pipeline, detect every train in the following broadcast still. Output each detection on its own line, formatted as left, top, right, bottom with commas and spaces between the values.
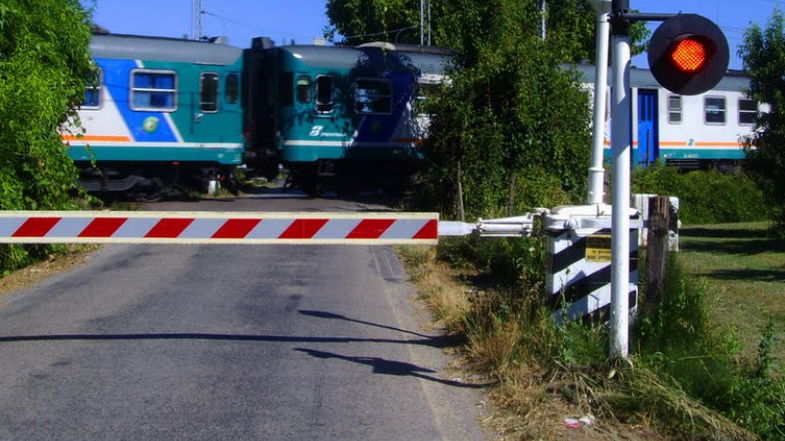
576, 64, 760, 170
66, 33, 448, 195
66, 33, 245, 193
65, 33, 757, 196
244, 40, 449, 195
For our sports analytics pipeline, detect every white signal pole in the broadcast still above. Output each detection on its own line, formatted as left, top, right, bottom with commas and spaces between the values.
610, 0, 632, 360
587, 0, 612, 205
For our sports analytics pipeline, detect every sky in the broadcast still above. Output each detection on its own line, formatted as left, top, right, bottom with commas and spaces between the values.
82, 0, 785, 70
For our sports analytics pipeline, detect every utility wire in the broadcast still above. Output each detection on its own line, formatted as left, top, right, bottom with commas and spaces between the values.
341, 25, 418, 41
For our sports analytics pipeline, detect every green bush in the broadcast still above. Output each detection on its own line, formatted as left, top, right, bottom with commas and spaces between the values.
637, 256, 785, 440
632, 164, 770, 224
739, 9, 785, 233
0, 0, 93, 271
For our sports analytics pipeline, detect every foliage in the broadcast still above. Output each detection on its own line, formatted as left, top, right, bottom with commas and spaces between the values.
636, 256, 785, 440
0, 0, 93, 271
324, 0, 650, 60
323, 0, 421, 44
437, 236, 547, 288
739, 8, 785, 233
413, 1, 593, 219
632, 163, 770, 224
411, 238, 785, 439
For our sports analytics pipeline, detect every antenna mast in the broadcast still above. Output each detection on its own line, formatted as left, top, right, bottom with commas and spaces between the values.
191, 0, 203, 40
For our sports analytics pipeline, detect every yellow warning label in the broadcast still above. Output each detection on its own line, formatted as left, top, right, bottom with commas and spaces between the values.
586, 234, 612, 262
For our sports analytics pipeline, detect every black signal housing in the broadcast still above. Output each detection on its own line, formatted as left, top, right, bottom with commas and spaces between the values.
648, 14, 729, 95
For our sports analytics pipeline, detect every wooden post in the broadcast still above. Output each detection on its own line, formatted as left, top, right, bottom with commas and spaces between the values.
645, 195, 670, 309
508, 175, 516, 216
456, 161, 465, 222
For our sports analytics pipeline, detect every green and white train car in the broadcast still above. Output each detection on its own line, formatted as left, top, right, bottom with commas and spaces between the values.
66, 34, 245, 192
244, 41, 449, 194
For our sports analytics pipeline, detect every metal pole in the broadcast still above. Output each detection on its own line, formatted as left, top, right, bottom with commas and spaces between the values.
587, 0, 612, 205
420, 0, 425, 46
540, 0, 547, 40
610, 0, 631, 360
428, 0, 432, 46
191, 0, 203, 40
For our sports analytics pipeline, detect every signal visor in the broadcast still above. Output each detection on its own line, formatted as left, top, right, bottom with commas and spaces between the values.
648, 14, 729, 95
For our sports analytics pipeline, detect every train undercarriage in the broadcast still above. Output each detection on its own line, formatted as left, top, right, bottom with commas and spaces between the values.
75, 161, 238, 198
285, 159, 419, 197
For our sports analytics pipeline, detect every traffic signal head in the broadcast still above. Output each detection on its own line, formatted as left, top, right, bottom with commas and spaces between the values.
648, 14, 729, 95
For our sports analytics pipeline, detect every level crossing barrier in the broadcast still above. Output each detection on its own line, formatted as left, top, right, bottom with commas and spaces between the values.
0, 211, 440, 245
0, 206, 643, 323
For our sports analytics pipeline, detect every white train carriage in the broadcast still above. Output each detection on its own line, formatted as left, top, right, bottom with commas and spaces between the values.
579, 65, 762, 169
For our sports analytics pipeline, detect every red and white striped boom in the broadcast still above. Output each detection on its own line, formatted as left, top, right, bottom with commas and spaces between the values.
0, 212, 439, 245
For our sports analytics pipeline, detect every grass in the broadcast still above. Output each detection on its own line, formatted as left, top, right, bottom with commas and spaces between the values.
399, 224, 785, 440
398, 243, 675, 440
678, 221, 785, 359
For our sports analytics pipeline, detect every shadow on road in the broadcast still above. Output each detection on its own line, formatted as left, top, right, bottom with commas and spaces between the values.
0, 332, 493, 388
298, 309, 434, 338
0, 332, 449, 347
294, 348, 492, 389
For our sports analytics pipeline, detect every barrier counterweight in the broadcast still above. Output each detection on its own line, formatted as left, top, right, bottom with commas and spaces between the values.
546, 227, 639, 322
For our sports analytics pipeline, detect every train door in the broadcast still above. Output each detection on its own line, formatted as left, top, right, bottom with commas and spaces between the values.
188, 68, 243, 143
294, 73, 341, 145
637, 88, 659, 165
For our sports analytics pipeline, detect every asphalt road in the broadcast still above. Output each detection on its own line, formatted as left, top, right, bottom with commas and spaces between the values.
0, 191, 488, 440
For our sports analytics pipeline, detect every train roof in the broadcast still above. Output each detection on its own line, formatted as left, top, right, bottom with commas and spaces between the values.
91, 33, 243, 65
573, 63, 749, 92
271, 44, 450, 75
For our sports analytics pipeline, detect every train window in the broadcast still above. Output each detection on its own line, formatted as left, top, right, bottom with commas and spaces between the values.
315, 75, 333, 113
355, 78, 392, 115
704, 96, 726, 125
668, 95, 682, 124
82, 69, 103, 110
739, 98, 757, 125
225, 73, 239, 104
200, 72, 219, 113
296, 75, 312, 103
278, 72, 293, 107
130, 70, 177, 112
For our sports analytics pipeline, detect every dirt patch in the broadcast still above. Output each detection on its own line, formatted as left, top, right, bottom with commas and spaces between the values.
0, 245, 99, 299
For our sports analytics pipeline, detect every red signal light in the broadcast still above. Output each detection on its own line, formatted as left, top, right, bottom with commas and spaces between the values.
648, 14, 729, 95
670, 38, 708, 72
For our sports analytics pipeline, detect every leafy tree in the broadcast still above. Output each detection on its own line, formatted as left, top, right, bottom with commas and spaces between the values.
416, 0, 592, 218
739, 8, 785, 232
0, 0, 93, 270
325, 1, 651, 220
325, 0, 649, 60
323, 0, 423, 44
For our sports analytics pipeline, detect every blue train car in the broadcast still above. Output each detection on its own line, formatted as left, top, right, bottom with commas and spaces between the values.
66, 34, 245, 192
244, 41, 449, 195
